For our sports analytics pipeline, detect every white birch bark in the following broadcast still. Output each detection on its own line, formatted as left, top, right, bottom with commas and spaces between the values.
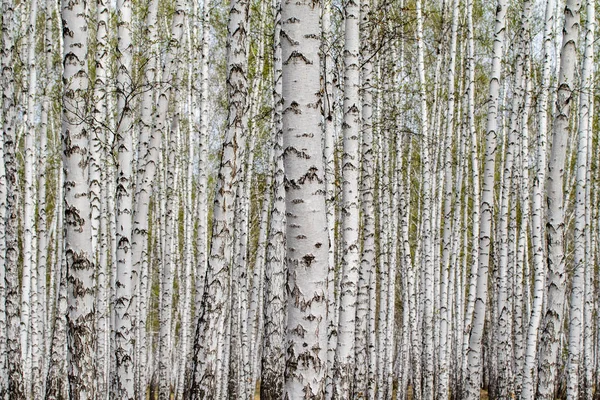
190, 0, 249, 394
22, 1, 39, 390
514, 54, 532, 400
91, 0, 110, 395
45, 144, 67, 400
565, 0, 593, 396
131, 0, 159, 396
0, 93, 6, 400
520, 0, 555, 396
333, 0, 360, 394
415, 0, 435, 397
281, 0, 329, 395
496, 3, 531, 395
581, 43, 594, 399
113, 0, 135, 396
150, 3, 186, 398
461, 0, 480, 393
260, 0, 286, 394
464, 0, 507, 396
438, 1, 460, 396
536, 0, 580, 396
1, 1, 24, 395
62, 0, 95, 395
322, 1, 337, 394
194, 0, 210, 318
354, 0, 373, 394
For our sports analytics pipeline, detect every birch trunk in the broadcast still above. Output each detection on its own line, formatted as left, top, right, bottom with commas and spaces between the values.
131, 0, 159, 396
536, 0, 580, 396
464, 0, 507, 396
23, 1, 40, 391
333, 0, 361, 394
438, 1, 460, 396
0, 91, 6, 400
260, 0, 286, 395
281, 0, 329, 395
2, 0, 24, 395
62, 0, 95, 396
520, 0, 555, 396
565, 0, 593, 396
415, 0, 435, 397
194, 0, 210, 325
190, 0, 249, 394
355, 0, 373, 394
113, 0, 135, 396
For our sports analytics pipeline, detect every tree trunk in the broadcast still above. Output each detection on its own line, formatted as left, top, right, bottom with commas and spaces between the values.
464, 0, 507, 396
565, 0, 593, 396
281, 0, 329, 396
190, 0, 249, 394
113, 0, 135, 397
536, 0, 580, 397
2, 0, 25, 396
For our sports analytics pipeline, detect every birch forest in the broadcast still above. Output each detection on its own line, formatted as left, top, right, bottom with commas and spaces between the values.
1, 0, 599, 397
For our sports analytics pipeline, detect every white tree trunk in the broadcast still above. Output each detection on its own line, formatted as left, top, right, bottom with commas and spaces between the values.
355, 0, 374, 394
260, 0, 285, 395
62, 0, 95, 396
520, 0, 555, 397
190, 0, 249, 394
464, 0, 507, 396
281, 0, 329, 396
536, 0, 580, 396
565, 0, 593, 396
131, 0, 159, 396
333, 0, 361, 394
415, 0, 434, 397
23, 1, 39, 392
113, 0, 135, 396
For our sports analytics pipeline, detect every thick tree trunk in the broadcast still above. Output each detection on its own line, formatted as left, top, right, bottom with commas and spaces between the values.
281, 0, 329, 396
536, 0, 580, 397
62, 0, 96, 396
2, 0, 25, 396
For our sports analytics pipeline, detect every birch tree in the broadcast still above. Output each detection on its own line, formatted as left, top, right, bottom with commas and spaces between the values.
2, 0, 25, 396
464, 0, 508, 397
281, 0, 330, 396
113, 0, 135, 396
333, 0, 361, 395
61, 0, 96, 396
260, 0, 286, 396
565, 0, 593, 395
190, 0, 249, 394
536, 0, 580, 396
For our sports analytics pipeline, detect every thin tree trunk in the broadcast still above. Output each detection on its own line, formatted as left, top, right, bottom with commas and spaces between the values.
113, 0, 135, 396
565, 0, 593, 396
333, 0, 361, 394
259, 0, 286, 394
520, 0, 555, 396
23, 1, 40, 392
464, 0, 507, 396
